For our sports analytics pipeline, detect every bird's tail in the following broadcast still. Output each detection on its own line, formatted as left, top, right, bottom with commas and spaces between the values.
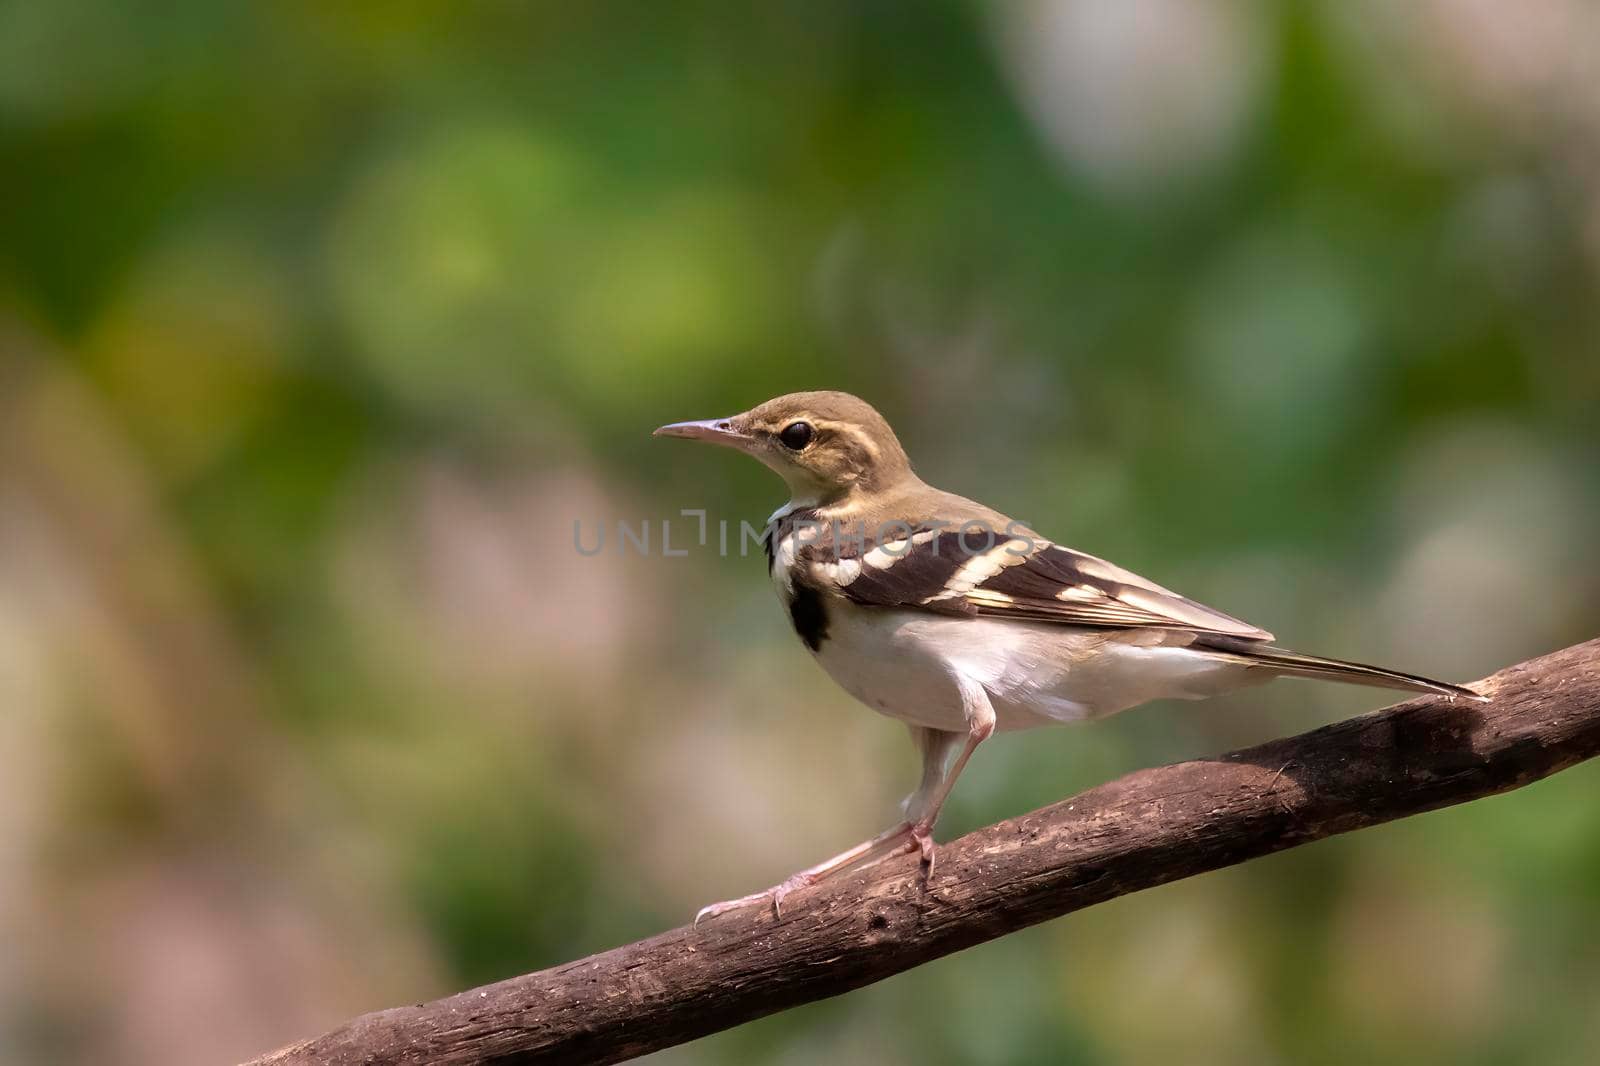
1197, 640, 1488, 702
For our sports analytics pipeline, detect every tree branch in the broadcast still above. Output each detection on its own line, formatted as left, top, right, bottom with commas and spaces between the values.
246, 639, 1600, 1066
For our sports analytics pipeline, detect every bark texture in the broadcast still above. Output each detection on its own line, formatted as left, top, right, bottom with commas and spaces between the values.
246, 639, 1600, 1066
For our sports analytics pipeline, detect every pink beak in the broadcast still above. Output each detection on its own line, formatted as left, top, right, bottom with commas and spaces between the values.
652, 418, 754, 450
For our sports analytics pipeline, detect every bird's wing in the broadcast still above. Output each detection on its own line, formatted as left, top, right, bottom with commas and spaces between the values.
798, 525, 1272, 641
955, 540, 1273, 640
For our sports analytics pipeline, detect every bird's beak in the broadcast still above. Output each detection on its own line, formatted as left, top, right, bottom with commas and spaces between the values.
653, 417, 755, 451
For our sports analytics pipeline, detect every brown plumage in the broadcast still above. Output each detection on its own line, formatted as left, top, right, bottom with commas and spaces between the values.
657, 390, 1486, 921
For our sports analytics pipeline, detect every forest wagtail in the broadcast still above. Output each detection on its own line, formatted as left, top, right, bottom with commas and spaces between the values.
656, 391, 1484, 922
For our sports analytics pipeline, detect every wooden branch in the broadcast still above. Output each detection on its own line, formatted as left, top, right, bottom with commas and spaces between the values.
247, 639, 1600, 1066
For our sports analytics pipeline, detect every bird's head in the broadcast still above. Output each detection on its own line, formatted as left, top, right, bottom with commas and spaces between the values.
655, 390, 915, 505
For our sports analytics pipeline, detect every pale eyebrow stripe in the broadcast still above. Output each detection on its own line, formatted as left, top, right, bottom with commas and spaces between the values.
815, 421, 880, 464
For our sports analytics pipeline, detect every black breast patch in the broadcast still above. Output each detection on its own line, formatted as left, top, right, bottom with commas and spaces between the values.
787, 583, 829, 651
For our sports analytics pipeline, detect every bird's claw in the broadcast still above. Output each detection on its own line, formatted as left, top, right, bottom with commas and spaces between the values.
912, 823, 936, 883
694, 872, 813, 927
694, 823, 937, 926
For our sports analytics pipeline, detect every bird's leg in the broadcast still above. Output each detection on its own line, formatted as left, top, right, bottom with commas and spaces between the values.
694, 681, 995, 925
694, 820, 916, 925
903, 676, 996, 880
693, 724, 967, 924
899, 726, 963, 872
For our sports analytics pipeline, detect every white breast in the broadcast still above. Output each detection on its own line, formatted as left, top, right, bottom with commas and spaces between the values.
806, 598, 1264, 732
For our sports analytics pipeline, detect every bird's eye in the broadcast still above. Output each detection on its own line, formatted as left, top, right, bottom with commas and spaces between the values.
779, 421, 815, 450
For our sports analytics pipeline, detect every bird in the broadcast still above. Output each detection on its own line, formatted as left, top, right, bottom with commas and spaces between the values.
655, 390, 1485, 923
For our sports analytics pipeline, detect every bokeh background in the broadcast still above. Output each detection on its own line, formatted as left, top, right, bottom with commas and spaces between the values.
3, 2, 1599, 1063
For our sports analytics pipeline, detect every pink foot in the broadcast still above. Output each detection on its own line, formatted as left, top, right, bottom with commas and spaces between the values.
694, 871, 814, 926
912, 823, 936, 881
